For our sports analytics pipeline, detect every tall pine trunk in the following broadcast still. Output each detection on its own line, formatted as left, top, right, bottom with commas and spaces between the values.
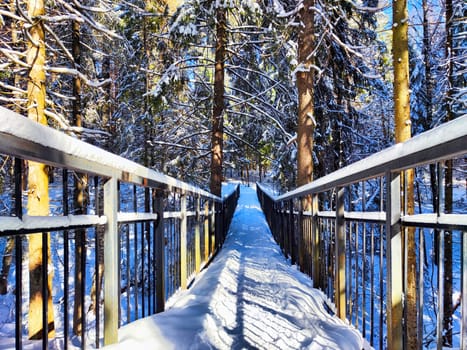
26, 0, 55, 339
71, 19, 88, 336
296, 0, 315, 276
210, 7, 226, 196
393, 0, 416, 348
296, 0, 315, 192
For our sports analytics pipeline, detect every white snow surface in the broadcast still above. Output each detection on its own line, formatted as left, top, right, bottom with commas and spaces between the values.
105, 185, 363, 350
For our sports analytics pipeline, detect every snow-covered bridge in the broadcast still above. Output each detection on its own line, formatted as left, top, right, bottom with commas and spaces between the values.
105, 185, 364, 350
0, 106, 466, 350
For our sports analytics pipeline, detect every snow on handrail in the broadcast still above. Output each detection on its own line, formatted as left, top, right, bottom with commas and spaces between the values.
0, 106, 220, 201
0, 214, 107, 233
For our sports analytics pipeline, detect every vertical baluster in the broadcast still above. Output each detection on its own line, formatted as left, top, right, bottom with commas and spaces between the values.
347, 220, 352, 322
133, 185, 138, 320
417, 227, 424, 350
152, 188, 157, 314
41, 230, 48, 350
141, 220, 145, 317
63, 169, 69, 350
370, 223, 375, 346
195, 195, 201, 274
335, 187, 346, 320
117, 182, 121, 327
311, 195, 319, 289
180, 192, 187, 289
126, 223, 130, 323
155, 187, 166, 313
379, 177, 384, 350
461, 229, 467, 349
386, 171, 403, 350
362, 181, 367, 337
379, 222, 384, 350
95, 176, 100, 347
103, 177, 119, 345
436, 162, 445, 350
204, 200, 209, 263
14, 159, 23, 350
210, 200, 215, 255
145, 187, 151, 314
355, 222, 359, 329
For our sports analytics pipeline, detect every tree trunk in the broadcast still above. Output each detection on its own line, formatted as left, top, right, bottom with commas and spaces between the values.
71, 19, 89, 336
443, 0, 453, 345
296, 0, 315, 192
296, 0, 315, 208
210, 7, 226, 197
296, 0, 315, 274
393, 0, 416, 348
26, 0, 54, 339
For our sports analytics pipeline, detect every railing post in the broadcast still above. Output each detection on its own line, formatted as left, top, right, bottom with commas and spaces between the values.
155, 188, 166, 313
103, 177, 119, 345
436, 161, 445, 350
210, 200, 216, 254
462, 229, 467, 350
180, 192, 188, 289
297, 198, 304, 271
288, 199, 295, 265
386, 171, 403, 350
195, 194, 201, 273
14, 158, 23, 350
335, 187, 346, 320
311, 194, 320, 289
204, 200, 210, 261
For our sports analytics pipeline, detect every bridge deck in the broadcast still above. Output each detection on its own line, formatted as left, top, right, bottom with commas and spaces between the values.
105, 185, 363, 350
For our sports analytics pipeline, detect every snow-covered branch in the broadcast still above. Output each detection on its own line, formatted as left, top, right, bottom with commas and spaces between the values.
45, 66, 111, 88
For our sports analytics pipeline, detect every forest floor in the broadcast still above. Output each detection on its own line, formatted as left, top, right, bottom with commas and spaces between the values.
104, 184, 364, 350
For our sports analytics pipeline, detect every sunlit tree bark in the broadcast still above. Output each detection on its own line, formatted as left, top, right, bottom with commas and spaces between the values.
26, 0, 55, 339
393, 0, 415, 348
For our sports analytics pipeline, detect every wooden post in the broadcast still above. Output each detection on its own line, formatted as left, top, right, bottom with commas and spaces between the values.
155, 188, 166, 313
386, 171, 403, 350
103, 177, 118, 345
180, 192, 187, 289
335, 187, 346, 320
195, 195, 201, 273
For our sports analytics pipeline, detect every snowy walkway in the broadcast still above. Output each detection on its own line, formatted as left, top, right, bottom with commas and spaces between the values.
106, 185, 363, 350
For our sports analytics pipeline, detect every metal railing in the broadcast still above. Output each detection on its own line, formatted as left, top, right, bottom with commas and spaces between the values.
0, 106, 239, 349
257, 116, 467, 350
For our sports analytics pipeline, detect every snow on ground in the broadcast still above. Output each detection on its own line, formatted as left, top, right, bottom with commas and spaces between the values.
105, 185, 363, 350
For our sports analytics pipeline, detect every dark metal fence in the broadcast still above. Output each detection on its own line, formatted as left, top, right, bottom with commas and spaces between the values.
0, 106, 239, 349
257, 116, 467, 350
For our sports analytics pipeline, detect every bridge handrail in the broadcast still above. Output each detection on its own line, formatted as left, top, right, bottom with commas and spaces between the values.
0, 106, 238, 348
0, 106, 220, 201
276, 115, 467, 201
257, 116, 467, 350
